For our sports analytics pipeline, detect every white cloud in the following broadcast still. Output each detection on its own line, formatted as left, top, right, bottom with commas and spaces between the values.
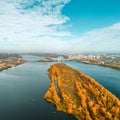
0, 0, 120, 52
0, 0, 71, 52
68, 22, 120, 52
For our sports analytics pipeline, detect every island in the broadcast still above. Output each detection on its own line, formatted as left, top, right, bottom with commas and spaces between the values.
38, 58, 57, 62
0, 53, 25, 71
44, 63, 120, 120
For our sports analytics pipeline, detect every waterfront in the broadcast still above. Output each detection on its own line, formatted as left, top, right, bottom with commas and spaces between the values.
0, 55, 75, 120
0, 55, 120, 120
65, 61, 120, 99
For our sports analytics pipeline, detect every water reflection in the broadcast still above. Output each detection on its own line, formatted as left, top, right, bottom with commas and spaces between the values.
0, 55, 75, 120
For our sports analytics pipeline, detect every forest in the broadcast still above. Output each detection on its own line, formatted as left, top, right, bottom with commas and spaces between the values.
44, 63, 120, 120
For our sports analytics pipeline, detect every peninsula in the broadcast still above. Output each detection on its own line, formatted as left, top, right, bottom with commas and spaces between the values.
0, 53, 25, 71
44, 63, 120, 120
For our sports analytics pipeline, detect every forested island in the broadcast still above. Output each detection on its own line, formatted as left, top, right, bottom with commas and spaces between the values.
0, 53, 25, 71
38, 58, 57, 62
45, 63, 120, 120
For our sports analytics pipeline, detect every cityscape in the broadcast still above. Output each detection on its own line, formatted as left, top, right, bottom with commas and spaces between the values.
65, 53, 120, 70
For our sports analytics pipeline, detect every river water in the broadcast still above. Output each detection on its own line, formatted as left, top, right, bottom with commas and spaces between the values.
65, 61, 120, 99
0, 55, 75, 120
0, 55, 120, 120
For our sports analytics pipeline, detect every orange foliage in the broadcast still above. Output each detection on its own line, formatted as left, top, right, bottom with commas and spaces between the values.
44, 63, 120, 120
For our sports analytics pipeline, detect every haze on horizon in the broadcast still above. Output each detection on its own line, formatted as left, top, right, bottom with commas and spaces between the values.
0, 0, 120, 53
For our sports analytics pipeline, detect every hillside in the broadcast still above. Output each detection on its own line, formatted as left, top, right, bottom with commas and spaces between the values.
44, 63, 120, 120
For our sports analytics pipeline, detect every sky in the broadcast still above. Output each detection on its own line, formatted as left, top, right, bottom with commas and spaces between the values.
0, 0, 120, 53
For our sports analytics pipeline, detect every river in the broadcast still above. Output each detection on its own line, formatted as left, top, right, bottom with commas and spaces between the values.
0, 55, 75, 120
0, 55, 120, 120
65, 61, 120, 99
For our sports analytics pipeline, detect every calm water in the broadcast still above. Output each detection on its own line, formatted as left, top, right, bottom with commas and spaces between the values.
0, 55, 120, 120
65, 61, 120, 99
0, 55, 75, 120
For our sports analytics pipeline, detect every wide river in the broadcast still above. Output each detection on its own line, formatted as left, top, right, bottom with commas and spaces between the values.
0, 55, 120, 120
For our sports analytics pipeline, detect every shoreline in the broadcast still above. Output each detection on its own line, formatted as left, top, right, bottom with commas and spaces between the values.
0, 61, 25, 72
80, 61, 120, 70
45, 63, 120, 120
69, 60, 120, 70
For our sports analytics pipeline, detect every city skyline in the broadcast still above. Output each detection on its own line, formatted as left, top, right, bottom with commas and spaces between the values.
0, 0, 120, 52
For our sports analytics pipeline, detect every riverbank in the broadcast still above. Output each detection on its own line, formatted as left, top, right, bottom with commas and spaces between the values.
65, 53, 120, 71
0, 58, 25, 72
0, 55, 75, 120
45, 63, 120, 120
71, 60, 120, 70
84, 61, 120, 70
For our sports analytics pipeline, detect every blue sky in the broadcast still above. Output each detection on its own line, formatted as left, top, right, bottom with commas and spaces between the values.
62, 0, 120, 35
0, 0, 120, 52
